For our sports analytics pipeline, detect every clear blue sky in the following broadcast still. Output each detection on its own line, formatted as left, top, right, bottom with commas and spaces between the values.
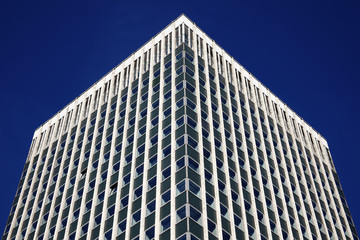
0, 0, 359, 235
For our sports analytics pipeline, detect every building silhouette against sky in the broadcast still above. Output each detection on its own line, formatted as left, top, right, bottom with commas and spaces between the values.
2, 14, 358, 240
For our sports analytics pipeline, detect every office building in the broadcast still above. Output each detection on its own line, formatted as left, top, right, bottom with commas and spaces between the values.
2, 14, 358, 240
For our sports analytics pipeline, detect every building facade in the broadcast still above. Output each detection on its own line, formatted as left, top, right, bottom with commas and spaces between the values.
2, 15, 358, 240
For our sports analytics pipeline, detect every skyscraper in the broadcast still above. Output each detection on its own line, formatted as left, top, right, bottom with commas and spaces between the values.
2, 14, 358, 240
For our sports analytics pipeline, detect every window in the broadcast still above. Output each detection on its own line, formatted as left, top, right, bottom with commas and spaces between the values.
148, 176, 156, 190
107, 205, 115, 218
147, 200, 156, 215
200, 93, 206, 103
176, 52, 183, 60
189, 180, 200, 196
176, 136, 185, 148
161, 216, 170, 231
216, 159, 223, 170
121, 196, 128, 208
176, 98, 184, 108
162, 167, 171, 180
110, 183, 117, 194
151, 117, 158, 127
56, 218, 65, 232
113, 162, 120, 173
94, 214, 102, 226
104, 230, 112, 240
190, 206, 201, 222
150, 135, 158, 146
143, 77, 149, 87
108, 117, 115, 126
154, 69, 160, 78
187, 117, 197, 128
210, 87, 216, 96
98, 126, 104, 133
227, 148, 233, 159
218, 180, 225, 192
140, 109, 147, 119
224, 129, 231, 139
77, 188, 84, 200
222, 230, 231, 240
123, 173, 131, 186
146, 226, 155, 240
165, 60, 171, 69
117, 126, 124, 135
231, 190, 239, 202
73, 209, 80, 221
244, 200, 251, 211
134, 186, 142, 199
188, 136, 198, 149
65, 196, 71, 206
208, 219, 216, 233
152, 99, 159, 109
141, 92, 148, 102
101, 170, 107, 181
163, 126, 171, 137
176, 157, 185, 170
163, 107, 171, 118
165, 74, 171, 84
98, 191, 105, 203
125, 153, 132, 164
199, 77, 205, 86
104, 151, 110, 161
176, 66, 183, 76
162, 190, 171, 204
149, 154, 157, 167
127, 134, 134, 145
186, 67, 194, 77
177, 206, 186, 221
139, 126, 146, 136
204, 169, 212, 182
68, 176, 75, 187
234, 214, 241, 227
132, 210, 141, 225
81, 223, 88, 236
213, 119, 219, 129
220, 204, 228, 217
214, 138, 221, 148
270, 220, 276, 230
164, 90, 171, 100
234, 121, 239, 130
176, 116, 184, 127
120, 109, 126, 118
68, 232, 75, 240
132, 86, 138, 94
202, 128, 209, 139
221, 96, 227, 105
186, 99, 196, 110
203, 148, 211, 159
188, 158, 199, 172
118, 220, 127, 235
153, 84, 160, 93
163, 145, 171, 157
177, 180, 186, 195
85, 200, 92, 212
185, 52, 193, 62
186, 82, 195, 96
136, 164, 144, 177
